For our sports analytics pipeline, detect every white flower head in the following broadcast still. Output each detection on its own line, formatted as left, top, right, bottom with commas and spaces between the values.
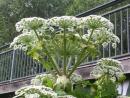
25, 93, 40, 98
15, 17, 46, 32
91, 58, 124, 81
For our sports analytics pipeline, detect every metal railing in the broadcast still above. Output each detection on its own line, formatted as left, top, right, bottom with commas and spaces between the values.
0, 0, 130, 83
0, 49, 45, 83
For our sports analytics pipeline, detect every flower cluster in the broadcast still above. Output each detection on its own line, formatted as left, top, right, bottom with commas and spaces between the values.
25, 93, 40, 98
13, 85, 57, 98
80, 15, 114, 30
31, 74, 56, 87
70, 73, 83, 84
87, 28, 120, 48
10, 32, 38, 50
58, 95, 76, 98
11, 15, 119, 51
90, 58, 124, 82
15, 17, 46, 32
47, 16, 78, 33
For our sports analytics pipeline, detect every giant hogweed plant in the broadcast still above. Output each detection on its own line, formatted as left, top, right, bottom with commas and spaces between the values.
11, 15, 124, 98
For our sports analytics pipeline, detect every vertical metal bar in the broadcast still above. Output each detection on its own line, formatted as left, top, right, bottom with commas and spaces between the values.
6, 52, 9, 80
31, 57, 34, 74
8, 51, 12, 80
3, 52, 6, 81
127, 8, 130, 53
103, 46, 105, 58
33, 60, 36, 75
15, 50, 18, 78
120, 10, 123, 54
10, 49, 16, 82
108, 14, 111, 57
1, 53, 4, 81
25, 52, 28, 76
31, 58, 34, 75
28, 56, 31, 75
0, 52, 2, 82
19, 49, 22, 78
21, 49, 25, 77
114, 13, 117, 56
16, 50, 19, 78
2, 53, 5, 81
26, 54, 30, 76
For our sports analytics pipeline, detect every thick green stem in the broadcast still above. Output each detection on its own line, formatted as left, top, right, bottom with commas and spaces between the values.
63, 31, 67, 75
34, 30, 61, 75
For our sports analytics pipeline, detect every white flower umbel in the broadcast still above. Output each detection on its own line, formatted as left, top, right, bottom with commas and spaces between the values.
47, 16, 78, 33
15, 17, 46, 32
80, 15, 114, 30
10, 32, 38, 50
14, 85, 57, 98
55, 75, 70, 89
31, 74, 56, 86
87, 28, 120, 48
70, 73, 83, 84
25, 93, 40, 98
58, 95, 76, 98
90, 58, 124, 82
31, 78, 42, 86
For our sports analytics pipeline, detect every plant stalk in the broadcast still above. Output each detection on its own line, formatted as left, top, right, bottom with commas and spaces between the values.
34, 29, 61, 75
63, 30, 67, 75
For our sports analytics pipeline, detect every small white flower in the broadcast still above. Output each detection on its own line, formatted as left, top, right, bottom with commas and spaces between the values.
25, 93, 40, 98
102, 42, 108, 48
112, 43, 116, 48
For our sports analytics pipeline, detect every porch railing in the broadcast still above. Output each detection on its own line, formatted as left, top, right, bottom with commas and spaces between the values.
0, 49, 45, 83
0, 0, 130, 83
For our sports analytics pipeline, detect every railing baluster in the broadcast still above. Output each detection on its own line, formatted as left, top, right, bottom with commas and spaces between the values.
120, 10, 123, 54
21, 49, 25, 77
10, 50, 16, 82
19, 49, 23, 78
108, 14, 111, 57
114, 13, 117, 56
127, 8, 130, 53
0, 52, 2, 82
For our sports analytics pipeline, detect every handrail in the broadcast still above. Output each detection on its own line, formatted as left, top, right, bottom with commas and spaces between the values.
102, 4, 130, 16
0, 43, 10, 51
76, 0, 125, 17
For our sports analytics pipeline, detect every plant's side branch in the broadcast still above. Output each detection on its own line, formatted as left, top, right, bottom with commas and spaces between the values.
68, 29, 94, 78
68, 50, 89, 78
34, 30, 61, 75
